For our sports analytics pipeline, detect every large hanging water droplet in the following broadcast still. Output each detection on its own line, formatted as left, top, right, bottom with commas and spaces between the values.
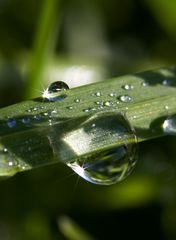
42, 81, 69, 101
63, 112, 137, 185
163, 115, 176, 135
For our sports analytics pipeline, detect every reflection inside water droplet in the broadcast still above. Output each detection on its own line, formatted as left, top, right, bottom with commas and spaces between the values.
42, 81, 69, 101
61, 112, 138, 185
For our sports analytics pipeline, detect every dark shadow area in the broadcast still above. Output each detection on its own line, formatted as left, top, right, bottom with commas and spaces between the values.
135, 67, 176, 87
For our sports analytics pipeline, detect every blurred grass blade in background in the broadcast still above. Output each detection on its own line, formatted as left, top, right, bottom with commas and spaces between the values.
27, 0, 61, 98
58, 215, 95, 240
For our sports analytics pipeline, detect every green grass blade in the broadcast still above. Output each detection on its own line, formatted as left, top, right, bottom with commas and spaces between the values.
0, 66, 176, 177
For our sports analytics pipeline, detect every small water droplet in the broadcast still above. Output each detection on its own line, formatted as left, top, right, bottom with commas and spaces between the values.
65, 112, 137, 185
109, 93, 115, 97
74, 98, 80, 103
8, 161, 14, 166
83, 108, 91, 113
94, 92, 101, 97
164, 105, 169, 110
163, 115, 176, 135
119, 95, 132, 103
104, 101, 113, 107
48, 119, 52, 126
21, 117, 31, 125
98, 105, 104, 110
95, 101, 100, 105
162, 79, 169, 86
142, 82, 149, 87
67, 106, 73, 110
42, 81, 69, 101
51, 109, 57, 114
33, 114, 41, 121
123, 84, 134, 90
3, 148, 8, 153
83, 107, 97, 112
7, 118, 17, 128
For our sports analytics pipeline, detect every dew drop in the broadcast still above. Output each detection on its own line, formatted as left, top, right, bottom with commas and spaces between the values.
95, 101, 100, 105
48, 119, 52, 126
65, 112, 137, 185
8, 161, 14, 166
109, 93, 115, 97
163, 115, 176, 135
74, 98, 80, 103
33, 114, 41, 121
7, 118, 17, 128
42, 81, 69, 101
83, 107, 97, 113
3, 148, 8, 153
119, 95, 132, 103
51, 109, 57, 114
21, 117, 31, 125
83, 108, 91, 113
123, 84, 134, 90
67, 106, 73, 110
94, 92, 101, 97
142, 82, 149, 87
162, 79, 169, 86
104, 101, 113, 107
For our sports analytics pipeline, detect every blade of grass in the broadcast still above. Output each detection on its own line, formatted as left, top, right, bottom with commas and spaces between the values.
27, 0, 61, 98
0, 66, 176, 177
58, 215, 95, 240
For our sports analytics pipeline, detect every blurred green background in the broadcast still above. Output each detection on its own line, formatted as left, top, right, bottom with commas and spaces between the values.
1, 0, 176, 239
